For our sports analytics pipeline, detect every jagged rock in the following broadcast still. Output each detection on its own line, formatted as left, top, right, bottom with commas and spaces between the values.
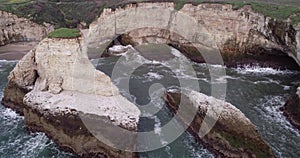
1, 37, 140, 157
0, 10, 53, 46
164, 90, 275, 158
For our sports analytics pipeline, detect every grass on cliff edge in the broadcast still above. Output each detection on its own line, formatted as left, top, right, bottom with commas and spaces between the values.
48, 28, 81, 39
173, 0, 300, 25
1, 0, 300, 26
228, 1, 300, 24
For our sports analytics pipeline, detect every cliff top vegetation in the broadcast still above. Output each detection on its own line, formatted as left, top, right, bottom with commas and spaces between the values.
48, 28, 81, 38
0, 0, 300, 28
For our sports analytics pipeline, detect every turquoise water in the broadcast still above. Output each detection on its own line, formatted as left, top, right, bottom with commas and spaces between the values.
0, 47, 300, 158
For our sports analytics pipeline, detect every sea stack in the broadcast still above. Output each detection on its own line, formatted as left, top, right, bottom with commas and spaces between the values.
1, 35, 140, 157
164, 90, 275, 158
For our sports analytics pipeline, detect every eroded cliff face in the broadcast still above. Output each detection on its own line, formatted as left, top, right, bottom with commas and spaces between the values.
1, 37, 140, 157
88, 2, 300, 69
0, 10, 54, 46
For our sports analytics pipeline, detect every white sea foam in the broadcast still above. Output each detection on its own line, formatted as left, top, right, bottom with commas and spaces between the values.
146, 72, 163, 80
256, 96, 300, 137
283, 86, 291, 91
149, 115, 170, 148
153, 116, 162, 135
253, 78, 281, 85
234, 65, 299, 75
170, 48, 183, 57
2, 108, 19, 120
215, 75, 239, 83
18, 133, 49, 157
0, 59, 18, 62
108, 45, 133, 56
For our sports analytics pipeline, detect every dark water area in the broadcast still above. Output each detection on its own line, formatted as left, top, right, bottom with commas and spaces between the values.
0, 46, 300, 157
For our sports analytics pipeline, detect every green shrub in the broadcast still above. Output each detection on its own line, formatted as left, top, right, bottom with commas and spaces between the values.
291, 15, 300, 25
48, 28, 81, 39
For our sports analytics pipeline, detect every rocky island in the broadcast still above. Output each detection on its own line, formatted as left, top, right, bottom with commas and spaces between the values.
2, 34, 140, 157
0, 0, 300, 158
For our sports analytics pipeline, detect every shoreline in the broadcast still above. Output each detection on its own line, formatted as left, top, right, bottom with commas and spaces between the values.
0, 42, 37, 60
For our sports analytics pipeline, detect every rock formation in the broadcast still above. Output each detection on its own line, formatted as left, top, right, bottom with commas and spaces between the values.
281, 87, 300, 130
87, 1, 300, 132
0, 10, 53, 46
88, 2, 300, 69
1, 36, 140, 157
1, 1, 300, 157
164, 90, 275, 158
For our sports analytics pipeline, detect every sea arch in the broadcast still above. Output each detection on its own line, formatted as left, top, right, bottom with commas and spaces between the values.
80, 2, 227, 152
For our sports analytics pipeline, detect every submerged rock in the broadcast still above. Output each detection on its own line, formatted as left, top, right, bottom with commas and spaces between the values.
164, 90, 275, 158
1, 37, 140, 157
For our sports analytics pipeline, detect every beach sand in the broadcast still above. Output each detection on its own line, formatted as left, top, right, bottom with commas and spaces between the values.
0, 42, 37, 60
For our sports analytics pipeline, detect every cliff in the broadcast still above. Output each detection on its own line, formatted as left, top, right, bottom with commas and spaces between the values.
1, 37, 140, 157
0, 10, 53, 46
1, 1, 300, 157
164, 91, 275, 158
88, 2, 300, 69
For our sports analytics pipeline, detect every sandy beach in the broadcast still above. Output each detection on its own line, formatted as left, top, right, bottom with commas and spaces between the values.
0, 42, 37, 60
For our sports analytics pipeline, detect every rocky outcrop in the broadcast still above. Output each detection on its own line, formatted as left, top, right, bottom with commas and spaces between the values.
88, 2, 300, 69
0, 10, 53, 46
1, 37, 140, 157
164, 91, 275, 158
281, 87, 300, 130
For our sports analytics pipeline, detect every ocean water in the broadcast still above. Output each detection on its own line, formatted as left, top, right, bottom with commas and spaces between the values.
0, 46, 300, 158
0, 60, 73, 158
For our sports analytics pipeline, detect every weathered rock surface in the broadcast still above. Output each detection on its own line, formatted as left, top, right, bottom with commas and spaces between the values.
164, 90, 275, 158
1, 37, 140, 157
88, 2, 300, 69
281, 87, 300, 130
0, 10, 53, 46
